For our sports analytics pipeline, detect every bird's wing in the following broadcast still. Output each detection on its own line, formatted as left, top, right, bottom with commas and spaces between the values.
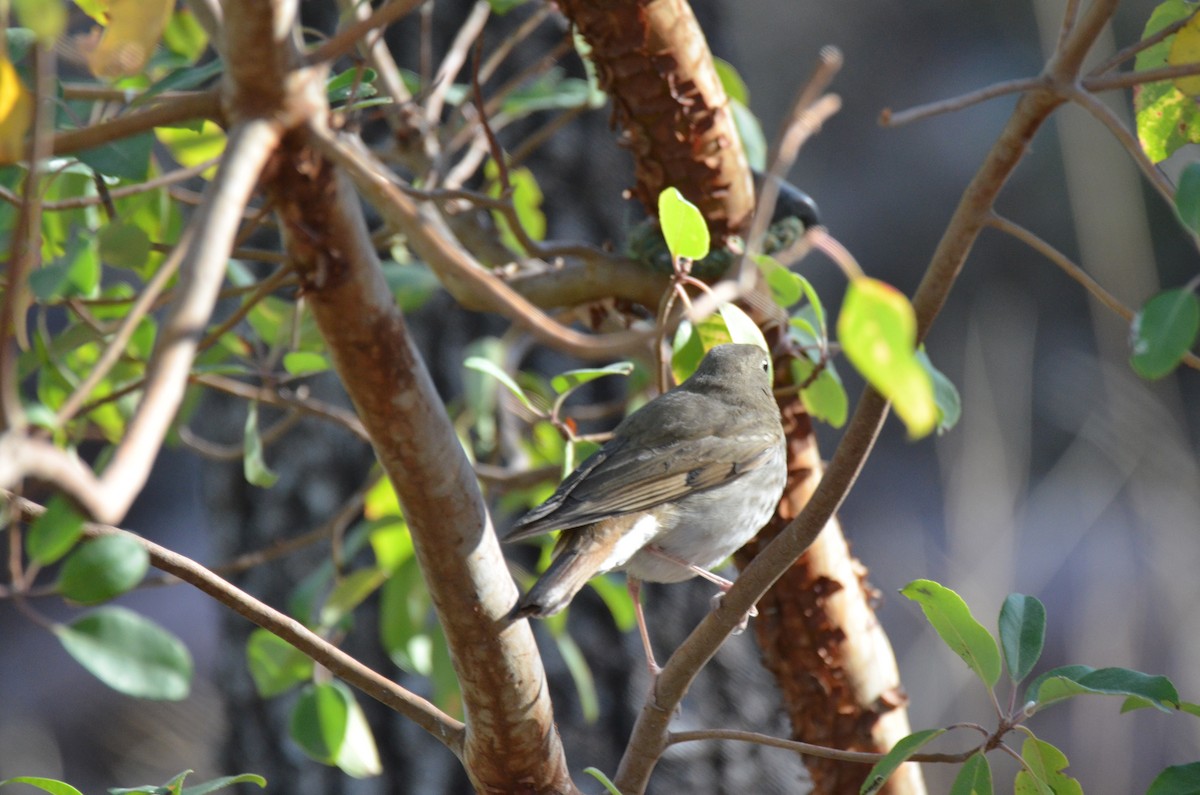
504, 432, 778, 542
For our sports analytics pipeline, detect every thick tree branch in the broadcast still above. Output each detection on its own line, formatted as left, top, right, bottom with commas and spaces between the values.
51, 92, 222, 157
266, 117, 577, 791
615, 11, 1093, 792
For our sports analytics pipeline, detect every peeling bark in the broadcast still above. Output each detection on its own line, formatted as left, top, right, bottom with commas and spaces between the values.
556, 0, 755, 244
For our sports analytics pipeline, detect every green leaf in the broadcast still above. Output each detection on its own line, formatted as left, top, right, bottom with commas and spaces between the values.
381, 260, 440, 312
487, 0, 531, 13
243, 402, 279, 488
792, 356, 848, 428
752, 253, 804, 307
162, 9, 209, 62
54, 607, 193, 699
156, 121, 225, 178
915, 347, 961, 434
27, 494, 85, 564
499, 70, 603, 116
730, 100, 766, 172
290, 682, 349, 764
282, 351, 329, 375
1135, 1, 1200, 162
713, 58, 750, 105
900, 579, 1001, 688
553, 632, 599, 723
658, 187, 710, 261
859, 729, 945, 795
179, 775, 266, 795
110, 769, 191, 795
138, 60, 223, 108
948, 753, 993, 795
364, 477, 402, 520
550, 362, 635, 397
998, 593, 1045, 684
291, 682, 389, 776
838, 278, 936, 437
1130, 288, 1200, 379
587, 574, 637, 632
1175, 162, 1200, 234
582, 768, 623, 795
379, 557, 433, 673
326, 67, 378, 102
319, 567, 388, 628
76, 131, 154, 182
719, 303, 770, 357
0, 777, 84, 795
58, 534, 149, 604
245, 628, 313, 697
485, 160, 546, 254
1014, 737, 1082, 795
1147, 762, 1200, 795
1026, 665, 1180, 712
99, 220, 152, 270
368, 519, 413, 573
671, 304, 770, 384
464, 356, 537, 412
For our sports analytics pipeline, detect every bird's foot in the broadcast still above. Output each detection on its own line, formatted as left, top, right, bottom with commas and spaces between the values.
710, 590, 757, 634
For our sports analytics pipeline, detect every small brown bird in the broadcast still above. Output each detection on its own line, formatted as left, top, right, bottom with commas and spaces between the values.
505, 343, 787, 672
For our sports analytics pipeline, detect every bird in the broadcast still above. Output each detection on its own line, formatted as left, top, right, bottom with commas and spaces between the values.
504, 343, 788, 673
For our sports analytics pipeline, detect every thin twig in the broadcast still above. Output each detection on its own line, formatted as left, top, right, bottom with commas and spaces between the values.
0, 121, 283, 525
986, 214, 1200, 371
54, 226, 196, 426
1064, 86, 1175, 210
305, 0, 426, 66
479, 5, 553, 85
1089, 14, 1194, 76
193, 373, 370, 440
1083, 61, 1200, 92
1, 43, 57, 426
307, 124, 653, 360
424, 0, 491, 129
880, 77, 1044, 128
667, 729, 976, 765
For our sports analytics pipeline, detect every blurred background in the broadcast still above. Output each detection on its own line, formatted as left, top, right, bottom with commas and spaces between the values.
2, 0, 1198, 793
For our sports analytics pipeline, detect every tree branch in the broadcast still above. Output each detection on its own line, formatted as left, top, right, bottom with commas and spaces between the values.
616, 26, 1084, 795
0, 119, 282, 525
265, 114, 577, 790
51, 92, 222, 157
3, 492, 465, 748
307, 125, 653, 360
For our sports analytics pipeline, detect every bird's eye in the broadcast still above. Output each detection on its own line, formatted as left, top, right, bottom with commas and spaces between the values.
761, 360, 769, 372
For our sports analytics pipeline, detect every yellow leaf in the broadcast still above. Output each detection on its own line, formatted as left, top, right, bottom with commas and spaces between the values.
86, 0, 173, 79
1169, 12, 1200, 96
0, 56, 33, 164
155, 120, 226, 179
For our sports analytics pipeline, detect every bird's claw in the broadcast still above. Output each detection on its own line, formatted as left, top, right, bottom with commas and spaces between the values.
710, 591, 757, 634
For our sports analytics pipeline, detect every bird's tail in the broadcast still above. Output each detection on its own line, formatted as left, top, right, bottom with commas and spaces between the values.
511, 535, 608, 620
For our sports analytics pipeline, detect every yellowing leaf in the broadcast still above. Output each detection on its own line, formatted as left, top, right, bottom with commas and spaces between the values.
86, 0, 173, 79
155, 119, 225, 179
14, 0, 68, 42
0, 55, 33, 164
1169, 12, 1200, 96
837, 277, 936, 438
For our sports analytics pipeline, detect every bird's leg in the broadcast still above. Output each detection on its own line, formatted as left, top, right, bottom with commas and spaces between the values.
627, 577, 661, 678
643, 545, 758, 632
